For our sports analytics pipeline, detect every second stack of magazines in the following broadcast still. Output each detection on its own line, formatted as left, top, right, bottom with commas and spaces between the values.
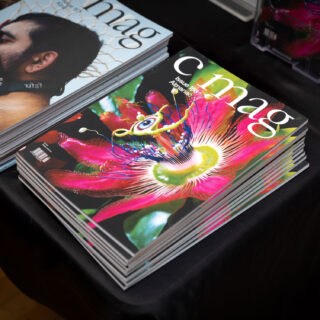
17, 47, 308, 290
0, 0, 172, 170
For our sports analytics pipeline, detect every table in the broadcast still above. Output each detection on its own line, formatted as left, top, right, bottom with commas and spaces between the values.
1, 1, 320, 319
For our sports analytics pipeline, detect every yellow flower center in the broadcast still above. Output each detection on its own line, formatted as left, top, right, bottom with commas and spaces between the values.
153, 145, 219, 186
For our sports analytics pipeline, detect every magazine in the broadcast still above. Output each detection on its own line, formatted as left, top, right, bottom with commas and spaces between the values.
17, 47, 308, 289
0, 0, 172, 168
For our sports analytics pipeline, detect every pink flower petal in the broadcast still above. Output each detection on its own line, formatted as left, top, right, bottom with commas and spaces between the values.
45, 170, 134, 197
145, 90, 194, 145
223, 137, 283, 172
58, 134, 132, 167
116, 97, 146, 122
145, 90, 172, 113
190, 175, 232, 200
100, 112, 132, 131
90, 192, 185, 224
145, 90, 186, 126
100, 97, 147, 132
188, 96, 235, 138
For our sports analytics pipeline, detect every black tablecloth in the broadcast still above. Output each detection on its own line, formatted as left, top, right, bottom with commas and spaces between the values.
1, 1, 320, 319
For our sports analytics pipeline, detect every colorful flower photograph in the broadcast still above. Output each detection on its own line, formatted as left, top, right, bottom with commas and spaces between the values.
29, 60, 298, 252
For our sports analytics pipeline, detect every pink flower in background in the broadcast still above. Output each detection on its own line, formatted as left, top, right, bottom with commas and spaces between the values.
261, 2, 320, 58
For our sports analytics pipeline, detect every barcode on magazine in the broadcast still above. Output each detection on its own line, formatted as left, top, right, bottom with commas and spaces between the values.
31, 147, 50, 163
263, 27, 277, 41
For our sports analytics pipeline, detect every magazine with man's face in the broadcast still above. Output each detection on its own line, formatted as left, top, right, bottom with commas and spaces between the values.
0, 0, 171, 133
18, 47, 307, 257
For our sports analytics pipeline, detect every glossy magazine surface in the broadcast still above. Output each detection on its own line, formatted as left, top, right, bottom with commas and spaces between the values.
0, 0, 171, 133
18, 47, 307, 255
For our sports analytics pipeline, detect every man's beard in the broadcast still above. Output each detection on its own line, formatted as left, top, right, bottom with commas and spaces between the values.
0, 49, 30, 81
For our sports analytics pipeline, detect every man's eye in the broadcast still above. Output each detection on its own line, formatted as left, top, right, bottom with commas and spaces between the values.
0, 33, 9, 43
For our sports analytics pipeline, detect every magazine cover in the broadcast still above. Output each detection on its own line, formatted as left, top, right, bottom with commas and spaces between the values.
0, 0, 171, 133
18, 47, 307, 255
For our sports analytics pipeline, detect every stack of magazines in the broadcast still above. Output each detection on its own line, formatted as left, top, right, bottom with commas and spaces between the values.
0, 0, 172, 171
16, 47, 309, 290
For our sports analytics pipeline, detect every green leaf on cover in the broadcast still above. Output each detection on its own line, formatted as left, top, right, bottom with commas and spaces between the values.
74, 163, 97, 174
89, 101, 105, 116
281, 171, 296, 180
124, 199, 185, 250
110, 76, 143, 103
78, 208, 98, 221
259, 126, 297, 139
275, 127, 296, 136
82, 208, 98, 215
89, 76, 143, 116
240, 106, 256, 113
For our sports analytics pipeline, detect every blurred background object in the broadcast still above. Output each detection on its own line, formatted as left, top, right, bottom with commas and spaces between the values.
251, 0, 320, 83
209, 0, 258, 21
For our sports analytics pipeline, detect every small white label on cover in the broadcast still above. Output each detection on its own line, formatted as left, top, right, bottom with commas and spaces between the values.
31, 148, 51, 163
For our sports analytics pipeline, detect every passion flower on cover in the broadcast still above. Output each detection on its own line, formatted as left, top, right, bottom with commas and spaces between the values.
38, 86, 291, 229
